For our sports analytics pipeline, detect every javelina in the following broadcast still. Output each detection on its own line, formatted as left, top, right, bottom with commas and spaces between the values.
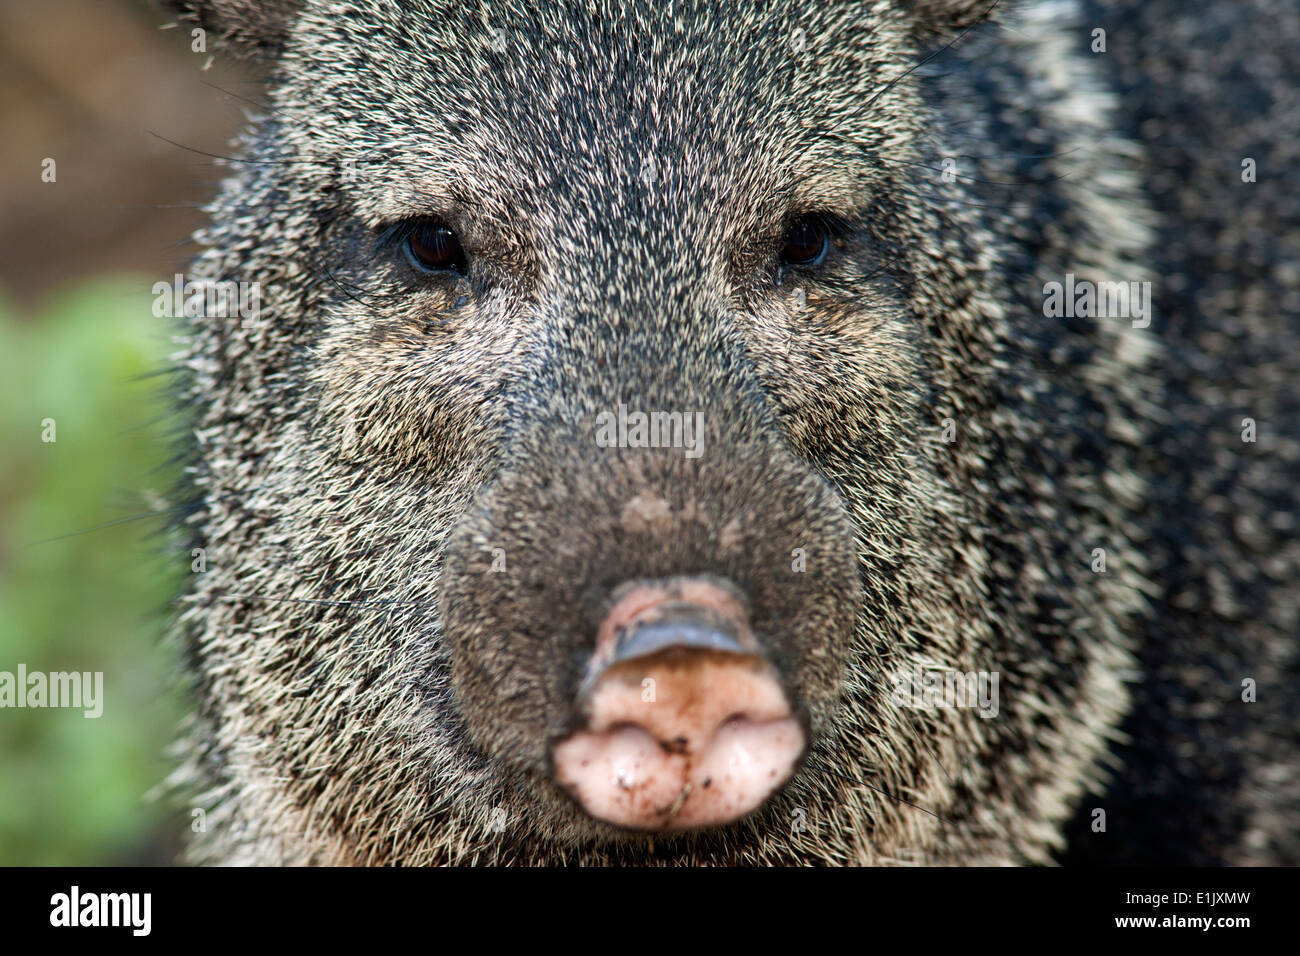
159, 0, 1299, 864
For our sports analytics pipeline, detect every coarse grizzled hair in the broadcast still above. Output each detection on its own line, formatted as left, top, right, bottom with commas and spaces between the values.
157, 0, 1299, 865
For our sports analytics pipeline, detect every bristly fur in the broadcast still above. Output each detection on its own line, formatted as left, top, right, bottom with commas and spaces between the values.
157, 0, 1298, 865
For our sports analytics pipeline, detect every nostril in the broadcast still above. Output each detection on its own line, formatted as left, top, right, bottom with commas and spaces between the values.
661, 736, 690, 755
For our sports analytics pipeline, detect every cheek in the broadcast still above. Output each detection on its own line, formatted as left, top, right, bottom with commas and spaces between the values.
743, 295, 927, 464
308, 303, 529, 479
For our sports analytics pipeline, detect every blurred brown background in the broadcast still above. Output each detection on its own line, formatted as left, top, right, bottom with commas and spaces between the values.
0, 0, 257, 306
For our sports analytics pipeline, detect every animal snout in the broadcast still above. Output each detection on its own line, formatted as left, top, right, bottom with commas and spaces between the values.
552, 577, 806, 830
438, 411, 861, 840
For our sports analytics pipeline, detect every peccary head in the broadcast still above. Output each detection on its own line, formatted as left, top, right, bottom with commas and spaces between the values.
168, 0, 1154, 864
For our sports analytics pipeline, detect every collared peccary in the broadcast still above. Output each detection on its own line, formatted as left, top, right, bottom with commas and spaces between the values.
159, 0, 1298, 864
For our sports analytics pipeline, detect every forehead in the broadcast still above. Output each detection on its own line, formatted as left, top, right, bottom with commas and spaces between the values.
280, 1, 911, 226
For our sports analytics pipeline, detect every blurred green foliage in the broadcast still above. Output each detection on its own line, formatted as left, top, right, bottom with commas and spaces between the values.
0, 279, 187, 864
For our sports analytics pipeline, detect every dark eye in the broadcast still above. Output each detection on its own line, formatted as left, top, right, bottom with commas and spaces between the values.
406, 222, 468, 274
779, 216, 829, 266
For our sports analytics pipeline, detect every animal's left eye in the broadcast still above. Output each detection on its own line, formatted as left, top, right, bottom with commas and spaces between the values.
779, 216, 829, 266
406, 222, 468, 274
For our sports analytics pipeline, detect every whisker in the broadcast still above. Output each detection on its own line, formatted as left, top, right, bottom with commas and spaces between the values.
857, 0, 1002, 119
820, 763, 952, 825
146, 129, 342, 170
27, 502, 201, 546
205, 594, 435, 609
198, 78, 294, 119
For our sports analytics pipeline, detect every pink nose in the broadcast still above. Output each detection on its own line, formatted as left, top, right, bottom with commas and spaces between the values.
551, 579, 805, 831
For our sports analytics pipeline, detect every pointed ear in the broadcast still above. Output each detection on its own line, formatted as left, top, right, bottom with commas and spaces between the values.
157, 0, 301, 60
907, 0, 1003, 45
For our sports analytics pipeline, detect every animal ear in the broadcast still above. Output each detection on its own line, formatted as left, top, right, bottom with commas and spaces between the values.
906, 0, 1001, 44
157, 0, 301, 60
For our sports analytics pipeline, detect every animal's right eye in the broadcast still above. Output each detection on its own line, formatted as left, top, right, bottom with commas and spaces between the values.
779, 215, 830, 267
406, 222, 468, 275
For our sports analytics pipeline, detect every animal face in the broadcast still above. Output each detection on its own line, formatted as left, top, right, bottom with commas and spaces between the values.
172, 0, 1146, 864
